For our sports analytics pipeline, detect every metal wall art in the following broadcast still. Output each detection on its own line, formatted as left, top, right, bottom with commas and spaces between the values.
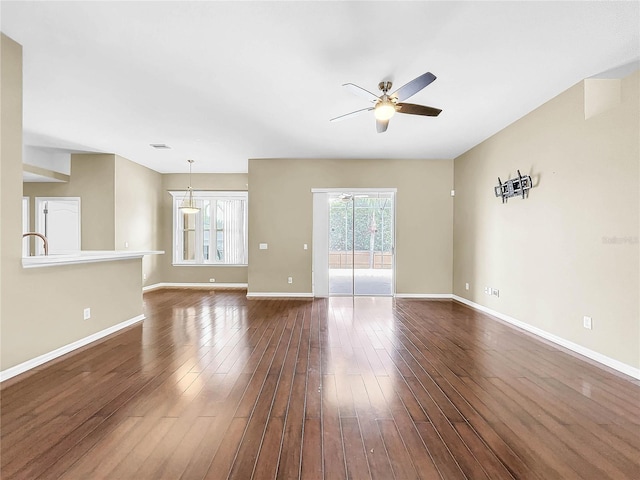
494, 170, 532, 203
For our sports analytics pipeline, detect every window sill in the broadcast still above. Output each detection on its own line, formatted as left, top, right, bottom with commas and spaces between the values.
171, 263, 248, 267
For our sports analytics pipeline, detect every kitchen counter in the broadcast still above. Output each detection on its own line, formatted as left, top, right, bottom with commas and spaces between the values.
22, 250, 164, 268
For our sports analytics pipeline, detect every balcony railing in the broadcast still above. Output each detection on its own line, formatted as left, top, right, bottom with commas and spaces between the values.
329, 250, 392, 269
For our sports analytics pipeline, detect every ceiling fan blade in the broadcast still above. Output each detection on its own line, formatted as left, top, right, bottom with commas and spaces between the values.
376, 118, 389, 133
330, 107, 374, 122
396, 103, 442, 117
343, 83, 379, 102
390, 72, 436, 102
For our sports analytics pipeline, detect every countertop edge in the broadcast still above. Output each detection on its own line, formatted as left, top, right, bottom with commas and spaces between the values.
22, 251, 165, 268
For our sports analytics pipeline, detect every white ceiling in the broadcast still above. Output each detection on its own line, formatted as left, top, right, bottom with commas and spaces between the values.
2, 1, 638, 174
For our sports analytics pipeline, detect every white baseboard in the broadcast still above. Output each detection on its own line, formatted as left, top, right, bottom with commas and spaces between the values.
246, 292, 314, 299
0, 314, 145, 383
247, 293, 452, 299
395, 293, 453, 299
143, 282, 248, 292
452, 295, 640, 380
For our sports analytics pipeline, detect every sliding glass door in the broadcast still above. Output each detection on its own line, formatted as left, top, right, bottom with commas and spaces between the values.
328, 192, 394, 296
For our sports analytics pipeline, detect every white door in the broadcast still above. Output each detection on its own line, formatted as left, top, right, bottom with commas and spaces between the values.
35, 197, 81, 254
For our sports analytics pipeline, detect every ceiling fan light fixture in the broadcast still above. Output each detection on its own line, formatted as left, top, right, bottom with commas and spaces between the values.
333, 71, 440, 132
374, 98, 396, 121
179, 159, 200, 214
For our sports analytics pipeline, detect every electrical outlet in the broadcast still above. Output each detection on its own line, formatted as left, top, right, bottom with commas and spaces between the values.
303, 244, 308, 250
209, 278, 216, 283
465, 282, 469, 291
485, 287, 492, 295
83, 308, 91, 320
143, 273, 147, 281
583, 316, 592, 330
287, 277, 293, 284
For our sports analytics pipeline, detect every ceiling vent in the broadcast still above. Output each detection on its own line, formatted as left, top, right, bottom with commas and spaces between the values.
150, 143, 171, 149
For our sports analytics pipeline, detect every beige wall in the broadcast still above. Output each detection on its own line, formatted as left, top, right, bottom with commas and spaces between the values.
1, 35, 144, 372
115, 155, 163, 286
247, 158, 454, 295
24, 154, 116, 250
160, 173, 248, 284
1, 35, 24, 355
3, 260, 143, 370
453, 73, 640, 369
23, 153, 164, 286
4, 32, 637, 376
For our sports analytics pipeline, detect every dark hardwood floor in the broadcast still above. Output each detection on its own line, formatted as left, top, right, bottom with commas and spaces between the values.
1, 290, 639, 479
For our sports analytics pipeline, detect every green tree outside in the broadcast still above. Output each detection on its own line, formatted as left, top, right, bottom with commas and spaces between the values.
329, 197, 393, 253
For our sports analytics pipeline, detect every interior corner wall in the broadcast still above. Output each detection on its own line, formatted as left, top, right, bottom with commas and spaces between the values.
1, 34, 142, 373
115, 155, 163, 286
247, 158, 454, 295
23, 153, 116, 250
159, 173, 249, 284
453, 72, 640, 370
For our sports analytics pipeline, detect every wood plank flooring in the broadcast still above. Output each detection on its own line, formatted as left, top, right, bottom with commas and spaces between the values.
1, 290, 639, 479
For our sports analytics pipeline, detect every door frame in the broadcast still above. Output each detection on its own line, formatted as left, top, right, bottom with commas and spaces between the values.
311, 188, 397, 297
22, 197, 30, 256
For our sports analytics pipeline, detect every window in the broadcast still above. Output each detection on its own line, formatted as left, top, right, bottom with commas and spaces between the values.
171, 191, 248, 265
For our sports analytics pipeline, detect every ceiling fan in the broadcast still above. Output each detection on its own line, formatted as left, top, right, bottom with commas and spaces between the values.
330, 71, 442, 133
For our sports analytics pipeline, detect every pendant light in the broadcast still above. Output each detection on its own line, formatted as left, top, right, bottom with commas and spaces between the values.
180, 159, 200, 214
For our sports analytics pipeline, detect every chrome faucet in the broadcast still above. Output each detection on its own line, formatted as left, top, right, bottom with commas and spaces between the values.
23, 232, 49, 256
